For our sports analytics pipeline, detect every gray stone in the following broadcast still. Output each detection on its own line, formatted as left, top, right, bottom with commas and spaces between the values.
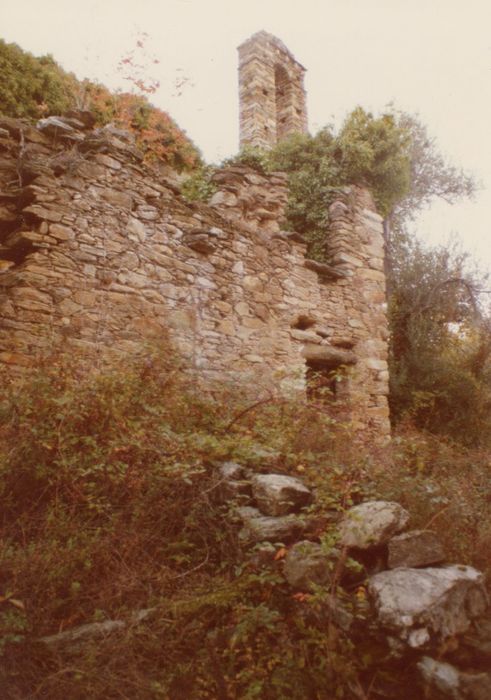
388, 530, 446, 569
252, 473, 312, 516
418, 658, 491, 700
38, 619, 126, 651
339, 500, 410, 549
283, 540, 332, 590
218, 461, 244, 480
237, 506, 306, 543
37, 116, 77, 137
210, 190, 237, 207
418, 657, 461, 699
369, 565, 488, 648
130, 607, 157, 624
65, 110, 97, 128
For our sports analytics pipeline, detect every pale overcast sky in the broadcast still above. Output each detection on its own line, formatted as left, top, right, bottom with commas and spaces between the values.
1, 0, 491, 271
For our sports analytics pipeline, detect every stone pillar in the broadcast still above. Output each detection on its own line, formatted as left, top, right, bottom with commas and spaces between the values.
238, 31, 308, 150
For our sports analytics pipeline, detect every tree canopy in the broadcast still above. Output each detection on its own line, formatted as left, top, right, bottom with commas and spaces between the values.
388, 234, 491, 443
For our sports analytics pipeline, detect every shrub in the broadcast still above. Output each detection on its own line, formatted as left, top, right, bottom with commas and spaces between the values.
0, 39, 202, 171
0, 345, 378, 698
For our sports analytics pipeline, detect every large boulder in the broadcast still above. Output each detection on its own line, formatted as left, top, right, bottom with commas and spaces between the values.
237, 506, 306, 543
339, 500, 410, 549
252, 473, 312, 516
283, 540, 332, 590
388, 530, 446, 569
368, 565, 488, 649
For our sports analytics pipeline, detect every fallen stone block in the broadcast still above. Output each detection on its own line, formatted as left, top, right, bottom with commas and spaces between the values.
237, 506, 306, 543
369, 565, 488, 649
283, 540, 332, 590
252, 473, 312, 516
388, 530, 446, 569
339, 500, 410, 549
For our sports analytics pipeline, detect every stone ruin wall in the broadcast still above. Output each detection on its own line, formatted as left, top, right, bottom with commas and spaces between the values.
238, 31, 308, 149
0, 115, 390, 442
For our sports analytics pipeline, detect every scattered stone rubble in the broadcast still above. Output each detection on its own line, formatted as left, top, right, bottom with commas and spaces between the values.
35, 458, 491, 699
223, 464, 491, 700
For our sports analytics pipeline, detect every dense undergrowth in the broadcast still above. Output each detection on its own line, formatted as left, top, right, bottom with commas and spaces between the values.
1, 345, 490, 699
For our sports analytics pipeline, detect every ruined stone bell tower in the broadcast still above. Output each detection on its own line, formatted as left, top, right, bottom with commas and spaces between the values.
238, 31, 308, 150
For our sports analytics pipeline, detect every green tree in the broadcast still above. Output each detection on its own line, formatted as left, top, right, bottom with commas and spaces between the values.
391, 111, 476, 230
266, 107, 411, 259
0, 39, 201, 171
265, 106, 483, 442
389, 234, 491, 444
0, 39, 76, 118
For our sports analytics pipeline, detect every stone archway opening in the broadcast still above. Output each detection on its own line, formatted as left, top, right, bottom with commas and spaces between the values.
274, 64, 292, 143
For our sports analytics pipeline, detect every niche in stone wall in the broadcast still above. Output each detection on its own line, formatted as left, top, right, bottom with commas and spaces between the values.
274, 64, 292, 142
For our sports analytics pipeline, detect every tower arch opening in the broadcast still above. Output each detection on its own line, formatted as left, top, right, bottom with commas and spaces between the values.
274, 64, 292, 142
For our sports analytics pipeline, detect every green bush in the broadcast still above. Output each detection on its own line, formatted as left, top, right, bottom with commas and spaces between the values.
0, 40, 76, 119
0, 39, 202, 171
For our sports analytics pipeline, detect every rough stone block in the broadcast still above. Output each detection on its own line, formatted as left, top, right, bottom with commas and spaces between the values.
252, 474, 312, 516
388, 530, 446, 569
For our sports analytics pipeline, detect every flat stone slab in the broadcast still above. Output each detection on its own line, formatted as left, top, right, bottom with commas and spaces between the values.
283, 540, 332, 590
369, 565, 488, 648
252, 473, 312, 516
237, 506, 306, 543
339, 500, 410, 549
39, 619, 126, 651
388, 529, 446, 569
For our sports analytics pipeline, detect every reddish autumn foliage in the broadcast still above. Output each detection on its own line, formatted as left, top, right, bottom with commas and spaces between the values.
84, 83, 201, 170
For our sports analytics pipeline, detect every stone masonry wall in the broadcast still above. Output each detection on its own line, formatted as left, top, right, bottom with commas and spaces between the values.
238, 31, 308, 150
0, 115, 389, 442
